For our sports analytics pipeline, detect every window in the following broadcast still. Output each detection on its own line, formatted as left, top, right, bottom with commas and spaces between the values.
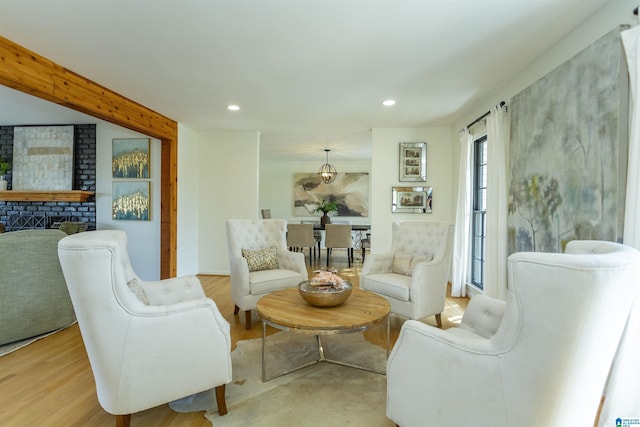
471, 135, 487, 290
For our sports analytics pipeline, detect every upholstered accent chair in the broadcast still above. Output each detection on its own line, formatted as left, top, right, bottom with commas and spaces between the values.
226, 219, 308, 330
324, 223, 354, 267
286, 223, 317, 265
386, 240, 640, 427
58, 230, 232, 427
360, 221, 453, 327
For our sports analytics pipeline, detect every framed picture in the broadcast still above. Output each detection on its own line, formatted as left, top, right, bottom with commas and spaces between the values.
112, 181, 150, 221
12, 125, 75, 191
399, 142, 427, 182
392, 186, 432, 213
112, 138, 150, 178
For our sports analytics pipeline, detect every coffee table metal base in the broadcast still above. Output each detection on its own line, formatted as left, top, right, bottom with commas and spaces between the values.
261, 318, 390, 382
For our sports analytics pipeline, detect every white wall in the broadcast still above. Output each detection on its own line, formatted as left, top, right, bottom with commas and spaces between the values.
259, 158, 372, 223
96, 122, 161, 280
370, 128, 455, 251
176, 124, 201, 276
196, 129, 261, 274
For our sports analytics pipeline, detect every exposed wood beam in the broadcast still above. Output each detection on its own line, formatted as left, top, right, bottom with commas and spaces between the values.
0, 36, 178, 278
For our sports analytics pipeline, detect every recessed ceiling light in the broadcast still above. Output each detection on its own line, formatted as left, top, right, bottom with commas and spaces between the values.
227, 105, 240, 111
382, 99, 396, 106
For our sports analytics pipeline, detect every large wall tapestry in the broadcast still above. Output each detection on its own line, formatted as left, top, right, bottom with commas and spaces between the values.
293, 172, 369, 217
12, 125, 75, 191
508, 27, 628, 254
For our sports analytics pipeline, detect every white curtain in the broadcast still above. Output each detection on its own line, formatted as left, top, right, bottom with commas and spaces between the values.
623, 25, 640, 250
484, 105, 510, 300
598, 24, 640, 426
451, 129, 473, 297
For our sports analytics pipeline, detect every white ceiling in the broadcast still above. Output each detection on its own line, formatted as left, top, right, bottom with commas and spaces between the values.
0, 0, 612, 161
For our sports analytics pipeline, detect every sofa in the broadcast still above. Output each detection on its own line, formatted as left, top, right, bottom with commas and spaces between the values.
0, 229, 75, 345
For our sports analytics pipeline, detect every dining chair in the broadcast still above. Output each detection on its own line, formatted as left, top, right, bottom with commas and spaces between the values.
324, 224, 353, 267
301, 220, 322, 258
260, 209, 272, 219
360, 231, 371, 262
286, 223, 317, 265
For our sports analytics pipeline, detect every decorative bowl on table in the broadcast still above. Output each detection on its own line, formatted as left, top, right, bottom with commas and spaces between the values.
298, 270, 352, 307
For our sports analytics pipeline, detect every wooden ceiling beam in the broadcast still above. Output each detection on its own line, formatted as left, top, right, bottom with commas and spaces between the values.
0, 36, 178, 278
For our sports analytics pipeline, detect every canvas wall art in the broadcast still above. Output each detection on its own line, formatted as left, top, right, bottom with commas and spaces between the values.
112, 138, 150, 178
112, 181, 150, 221
508, 27, 628, 254
11, 125, 75, 191
293, 172, 369, 217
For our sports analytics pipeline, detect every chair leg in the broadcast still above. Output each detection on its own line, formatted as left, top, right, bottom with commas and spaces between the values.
234, 305, 239, 315
326, 248, 330, 267
215, 384, 228, 416
244, 310, 252, 330
115, 414, 130, 427
435, 313, 443, 328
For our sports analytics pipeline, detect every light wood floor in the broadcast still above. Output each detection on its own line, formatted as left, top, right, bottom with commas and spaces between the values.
0, 251, 468, 426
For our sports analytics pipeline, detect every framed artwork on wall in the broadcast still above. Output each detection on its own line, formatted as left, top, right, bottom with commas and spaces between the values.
392, 186, 432, 213
112, 181, 150, 221
112, 138, 150, 178
292, 172, 369, 217
12, 125, 75, 191
399, 142, 426, 182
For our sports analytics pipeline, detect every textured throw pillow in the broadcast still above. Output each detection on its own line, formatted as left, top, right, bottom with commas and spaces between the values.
392, 252, 434, 276
392, 252, 413, 275
127, 278, 149, 305
242, 246, 279, 272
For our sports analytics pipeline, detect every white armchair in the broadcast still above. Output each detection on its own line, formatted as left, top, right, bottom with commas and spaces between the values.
360, 221, 453, 327
58, 230, 232, 427
226, 219, 308, 330
386, 240, 640, 427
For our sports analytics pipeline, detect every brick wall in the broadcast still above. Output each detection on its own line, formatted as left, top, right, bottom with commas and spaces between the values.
0, 124, 97, 231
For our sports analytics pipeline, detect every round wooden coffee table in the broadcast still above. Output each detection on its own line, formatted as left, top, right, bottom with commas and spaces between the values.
256, 287, 391, 381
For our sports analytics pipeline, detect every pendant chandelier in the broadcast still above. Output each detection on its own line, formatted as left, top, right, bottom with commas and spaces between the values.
318, 149, 337, 184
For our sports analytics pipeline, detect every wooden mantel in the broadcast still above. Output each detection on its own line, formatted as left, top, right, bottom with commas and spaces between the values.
0, 190, 94, 202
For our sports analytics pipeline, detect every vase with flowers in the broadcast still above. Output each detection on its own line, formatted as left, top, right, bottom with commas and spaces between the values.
314, 199, 338, 227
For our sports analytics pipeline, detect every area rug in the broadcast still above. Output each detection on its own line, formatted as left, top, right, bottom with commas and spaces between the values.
170, 332, 394, 426
0, 322, 76, 357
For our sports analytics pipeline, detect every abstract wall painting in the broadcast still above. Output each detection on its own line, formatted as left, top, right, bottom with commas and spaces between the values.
12, 125, 75, 191
508, 27, 628, 254
293, 172, 369, 217
112, 181, 150, 221
112, 138, 150, 179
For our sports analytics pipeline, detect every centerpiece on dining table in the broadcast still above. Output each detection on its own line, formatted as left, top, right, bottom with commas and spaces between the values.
298, 269, 352, 307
